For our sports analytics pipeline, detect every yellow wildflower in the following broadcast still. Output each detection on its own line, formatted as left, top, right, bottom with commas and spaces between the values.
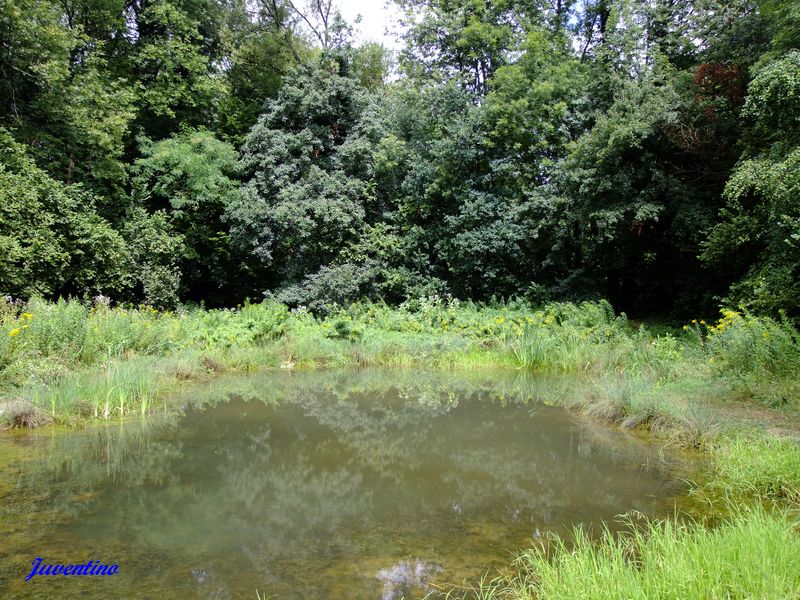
682, 325, 689, 331
22, 313, 33, 320
692, 319, 698, 324
8, 328, 20, 337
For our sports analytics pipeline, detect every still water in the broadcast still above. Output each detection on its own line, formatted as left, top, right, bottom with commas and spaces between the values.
0, 370, 689, 599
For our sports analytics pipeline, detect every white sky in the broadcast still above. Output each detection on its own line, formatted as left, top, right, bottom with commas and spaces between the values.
337, 0, 403, 50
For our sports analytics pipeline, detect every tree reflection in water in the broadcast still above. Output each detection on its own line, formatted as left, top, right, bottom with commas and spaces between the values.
0, 369, 689, 599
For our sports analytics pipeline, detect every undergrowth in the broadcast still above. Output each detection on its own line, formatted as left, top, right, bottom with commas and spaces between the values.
1, 296, 798, 427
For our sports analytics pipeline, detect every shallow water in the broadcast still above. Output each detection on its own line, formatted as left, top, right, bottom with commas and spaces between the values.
0, 370, 689, 598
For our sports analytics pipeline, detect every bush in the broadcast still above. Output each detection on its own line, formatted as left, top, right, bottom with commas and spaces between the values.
704, 309, 800, 378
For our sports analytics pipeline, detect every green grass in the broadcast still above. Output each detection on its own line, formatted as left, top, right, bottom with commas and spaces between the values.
445, 506, 800, 600
710, 436, 800, 502
1, 296, 798, 428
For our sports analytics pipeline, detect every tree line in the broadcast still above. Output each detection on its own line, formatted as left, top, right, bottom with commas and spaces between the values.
1, 0, 798, 318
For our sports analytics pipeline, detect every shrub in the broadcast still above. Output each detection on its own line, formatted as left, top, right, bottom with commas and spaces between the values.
705, 309, 800, 378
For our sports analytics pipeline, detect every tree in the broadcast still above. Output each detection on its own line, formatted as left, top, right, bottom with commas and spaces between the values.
218, 0, 310, 140
375, 82, 531, 298
759, 0, 800, 59
121, 208, 184, 309
485, 29, 587, 189
0, 128, 133, 299
229, 52, 374, 293
31, 54, 138, 208
125, 0, 229, 139
351, 42, 393, 91
702, 51, 800, 315
394, 0, 529, 95
281, 0, 347, 50
131, 129, 243, 305
0, 0, 137, 202
558, 69, 735, 314
0, 0, 74, 129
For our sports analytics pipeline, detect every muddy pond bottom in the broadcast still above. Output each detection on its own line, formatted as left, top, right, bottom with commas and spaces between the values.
0, 370, 689, 599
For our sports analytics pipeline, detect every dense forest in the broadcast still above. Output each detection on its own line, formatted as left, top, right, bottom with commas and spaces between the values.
1, 0, 798, 318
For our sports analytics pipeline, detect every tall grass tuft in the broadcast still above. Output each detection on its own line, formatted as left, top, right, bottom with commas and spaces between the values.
24, 360, 163, 420
445, 506, 800, 599
710, 436, 800, 502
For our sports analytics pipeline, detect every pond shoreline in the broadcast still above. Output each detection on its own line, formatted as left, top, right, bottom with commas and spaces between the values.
2, 299, 799, 598
0, 368, 703, 598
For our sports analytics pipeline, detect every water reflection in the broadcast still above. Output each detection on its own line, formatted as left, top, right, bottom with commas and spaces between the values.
0, 369, 688, 599
378, 560, 443, 600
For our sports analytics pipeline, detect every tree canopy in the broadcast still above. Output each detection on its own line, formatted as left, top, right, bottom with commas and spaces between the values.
1, 0, 798, 319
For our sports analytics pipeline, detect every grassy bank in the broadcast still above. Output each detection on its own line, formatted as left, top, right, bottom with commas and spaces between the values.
440, 432, 800, 599
1, 296, 798, 428
445, 505, 800, 600
2, 296, 800, 597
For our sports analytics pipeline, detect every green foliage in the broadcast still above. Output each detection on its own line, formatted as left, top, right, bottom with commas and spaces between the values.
50, 54, 138, 200
4, 2, 800, 588
559, 67, 738, 313
1, 0, 799, 319
372, 82, 537, 298
186, 302, 290, 348
0, 128, 133, 298
324, 316, 364, 342
351, 42, 392, 91
132, 129, 243, 303
276, 263, 375, 313
704, 309, 800, 380
694, 308, 800, 405
703, 52, 800, 315
743, 50, 800, 146
486, 30, 586, 182
0, 297, 292, 388
217, 0, 309, 139
1, 298, 798, 441
121, 208, 184, 310
395, 0, 523, 94
126, 0, 229, 138
0, 0, 75, 128
711, 436, 800, 501
230, 52, 374, 290
760, 0, 800, 59
0, 0, 139, 201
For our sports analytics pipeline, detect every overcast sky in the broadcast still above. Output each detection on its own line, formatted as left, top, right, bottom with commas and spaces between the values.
337, 0, 403, 50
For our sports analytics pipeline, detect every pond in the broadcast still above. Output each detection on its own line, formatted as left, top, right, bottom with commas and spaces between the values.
0, 369, 692, 599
